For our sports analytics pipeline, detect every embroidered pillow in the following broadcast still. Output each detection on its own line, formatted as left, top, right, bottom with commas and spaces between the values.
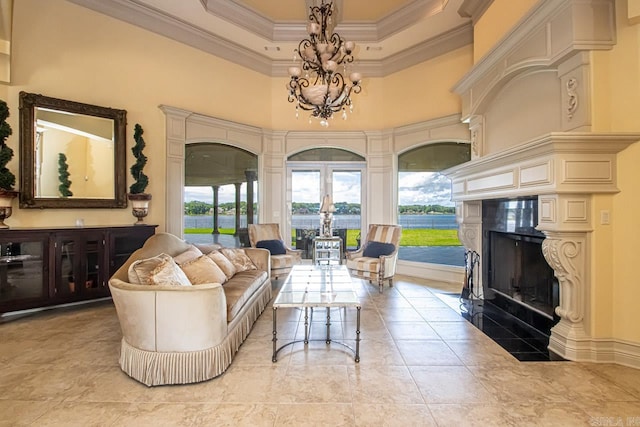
206, 250, 237, 280
173, 245, 203, 265
362, 241, 396, 258
219, 248, 257, 272
128, 253, 192, 286
256, 239, 287, 255
180, 255, 227, 285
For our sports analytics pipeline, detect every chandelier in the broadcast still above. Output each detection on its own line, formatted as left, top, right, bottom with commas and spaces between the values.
287, 0, 362, 127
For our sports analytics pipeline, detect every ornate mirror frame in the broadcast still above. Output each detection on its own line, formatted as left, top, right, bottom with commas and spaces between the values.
19, 92, 128, 208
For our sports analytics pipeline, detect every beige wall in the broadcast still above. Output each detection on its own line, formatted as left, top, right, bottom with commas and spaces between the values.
6, 0, 472, 230
8, 0, 274, 229
382, 46, 473, 129
602, 1, 640, 343
473, 0, 539, 62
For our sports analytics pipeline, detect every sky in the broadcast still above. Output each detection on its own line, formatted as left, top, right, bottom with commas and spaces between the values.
184, 171, 454, 206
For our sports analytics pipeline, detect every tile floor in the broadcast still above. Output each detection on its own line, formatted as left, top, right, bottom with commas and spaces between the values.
1, 275, 639, 426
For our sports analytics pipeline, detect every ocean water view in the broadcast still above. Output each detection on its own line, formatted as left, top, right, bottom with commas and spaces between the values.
184, 214, 464, 267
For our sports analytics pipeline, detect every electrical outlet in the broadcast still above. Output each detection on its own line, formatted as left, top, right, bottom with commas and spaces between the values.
600, 210, 610, 225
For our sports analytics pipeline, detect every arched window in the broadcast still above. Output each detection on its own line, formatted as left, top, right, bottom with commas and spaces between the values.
183, 143, 258, 247
397, 142, 470, 266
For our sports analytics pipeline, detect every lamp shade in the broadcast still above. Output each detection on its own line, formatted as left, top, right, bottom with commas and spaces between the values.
320, 194, 335, 213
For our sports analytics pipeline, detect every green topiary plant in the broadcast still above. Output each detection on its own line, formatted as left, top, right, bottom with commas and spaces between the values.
58, 153, 73, 197
0, 99, 16, 192
129, 123, 149, 195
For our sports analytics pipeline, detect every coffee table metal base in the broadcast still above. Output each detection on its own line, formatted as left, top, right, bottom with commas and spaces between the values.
272, 306, 361, 362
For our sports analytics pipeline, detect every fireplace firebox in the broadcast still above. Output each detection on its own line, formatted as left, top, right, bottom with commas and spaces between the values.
482, 198, 560, 335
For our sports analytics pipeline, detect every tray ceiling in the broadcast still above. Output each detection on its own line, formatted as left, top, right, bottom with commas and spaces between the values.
66, 0, 474, 76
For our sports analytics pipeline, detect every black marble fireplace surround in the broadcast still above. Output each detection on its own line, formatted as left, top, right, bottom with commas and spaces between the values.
474, 198, 561, 360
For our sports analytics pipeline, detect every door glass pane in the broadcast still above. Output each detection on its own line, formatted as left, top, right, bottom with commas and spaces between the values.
332, 170, 361, 251
291, 170, 320, 258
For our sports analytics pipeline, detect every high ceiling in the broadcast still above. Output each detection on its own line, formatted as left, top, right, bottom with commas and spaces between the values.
67, 0, 474, 77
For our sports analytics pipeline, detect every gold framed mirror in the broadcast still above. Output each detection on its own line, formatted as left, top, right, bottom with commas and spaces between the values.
19, 92, 127, 208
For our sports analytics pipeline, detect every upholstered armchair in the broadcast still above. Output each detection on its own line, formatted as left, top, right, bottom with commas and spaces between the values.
248, 223, 302, 279
345, 224, 402, 292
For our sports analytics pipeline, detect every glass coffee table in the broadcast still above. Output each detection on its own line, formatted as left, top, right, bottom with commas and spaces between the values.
272, 264, 361, 362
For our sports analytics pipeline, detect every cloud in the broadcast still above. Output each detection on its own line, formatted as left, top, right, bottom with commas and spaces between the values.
185, 171, 454, 206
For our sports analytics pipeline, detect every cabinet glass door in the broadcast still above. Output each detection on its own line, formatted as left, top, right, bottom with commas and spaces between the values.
57, 233, 106, 298
0, 236, 48, 310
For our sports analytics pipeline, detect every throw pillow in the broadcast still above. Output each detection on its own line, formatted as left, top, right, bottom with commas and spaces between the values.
256, 239, 287, 255
219, 248, 257, 272
180, 255, 227, 285
206, 250, 237, 280
128, 253, 192, 286
173, 245, 203, 265
363, 241, 396, 258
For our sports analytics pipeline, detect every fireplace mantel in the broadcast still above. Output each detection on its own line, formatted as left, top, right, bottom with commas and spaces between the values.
444, 132, 640, 202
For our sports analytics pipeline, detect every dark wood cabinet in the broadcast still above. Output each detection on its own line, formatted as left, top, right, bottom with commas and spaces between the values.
0, 225, 156, 315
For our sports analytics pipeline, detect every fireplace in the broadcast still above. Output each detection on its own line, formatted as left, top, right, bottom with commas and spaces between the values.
482, 198, 559, 335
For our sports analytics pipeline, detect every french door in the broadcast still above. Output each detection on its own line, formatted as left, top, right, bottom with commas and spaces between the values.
287, 162, 365, 255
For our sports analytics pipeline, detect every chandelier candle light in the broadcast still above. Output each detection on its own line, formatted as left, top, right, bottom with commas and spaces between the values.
287, 0, 362, 127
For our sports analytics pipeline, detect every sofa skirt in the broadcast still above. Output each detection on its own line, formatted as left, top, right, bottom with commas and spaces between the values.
118, 283, 272, 386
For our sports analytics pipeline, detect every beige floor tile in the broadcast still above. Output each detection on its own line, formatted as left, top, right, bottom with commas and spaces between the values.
470, 364, 575, 403
428, 320, 491, 341
2, 278, 639, 426
407, 297, 450, 309
445, 338, 518, 367
275, 403, 355, 426
386, 321, 441, 340
576, 400, 640, 421
0, 400, 57, 427
288, 340, 355, 365
352, 403, 437, 426
276, 365, 352, 403
410, 365, 496, 404
395, 340, 464, 366
28, 401, 129, 427
376, 307, 425, 322
348, 338, 404, 366
417, 307, 466, 322
583, 363, 640, 400
429, 402, 591, 427
348, 365, 424, 404
525, 363, 639, 403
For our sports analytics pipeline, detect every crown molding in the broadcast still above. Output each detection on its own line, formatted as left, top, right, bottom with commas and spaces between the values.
381, 23, 473, 76
68, 0, 274, 75
457, 0, 493, 24
273, 23, 472, 78
201, 0, 276, 40
68, 0, 472, 77
202, 0, 452, 43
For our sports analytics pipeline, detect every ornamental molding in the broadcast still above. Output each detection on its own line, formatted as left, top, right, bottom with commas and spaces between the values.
566, 77, 579, 120
452, 0, 616, 120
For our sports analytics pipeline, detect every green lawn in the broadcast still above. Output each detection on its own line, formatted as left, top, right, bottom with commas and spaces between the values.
184, 227, 461, 247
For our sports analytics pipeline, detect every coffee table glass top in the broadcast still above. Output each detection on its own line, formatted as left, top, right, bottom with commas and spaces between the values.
273, 265, 360, 307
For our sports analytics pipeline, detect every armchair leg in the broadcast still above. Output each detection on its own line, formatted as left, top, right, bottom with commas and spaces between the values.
389, 278, 393, 287
378, 278, 383, 293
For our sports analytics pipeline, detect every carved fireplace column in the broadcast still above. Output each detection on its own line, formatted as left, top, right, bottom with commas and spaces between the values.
538, 194, 592, 360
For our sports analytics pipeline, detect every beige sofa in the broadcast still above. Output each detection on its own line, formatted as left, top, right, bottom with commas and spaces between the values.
108, 232, 272, 386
